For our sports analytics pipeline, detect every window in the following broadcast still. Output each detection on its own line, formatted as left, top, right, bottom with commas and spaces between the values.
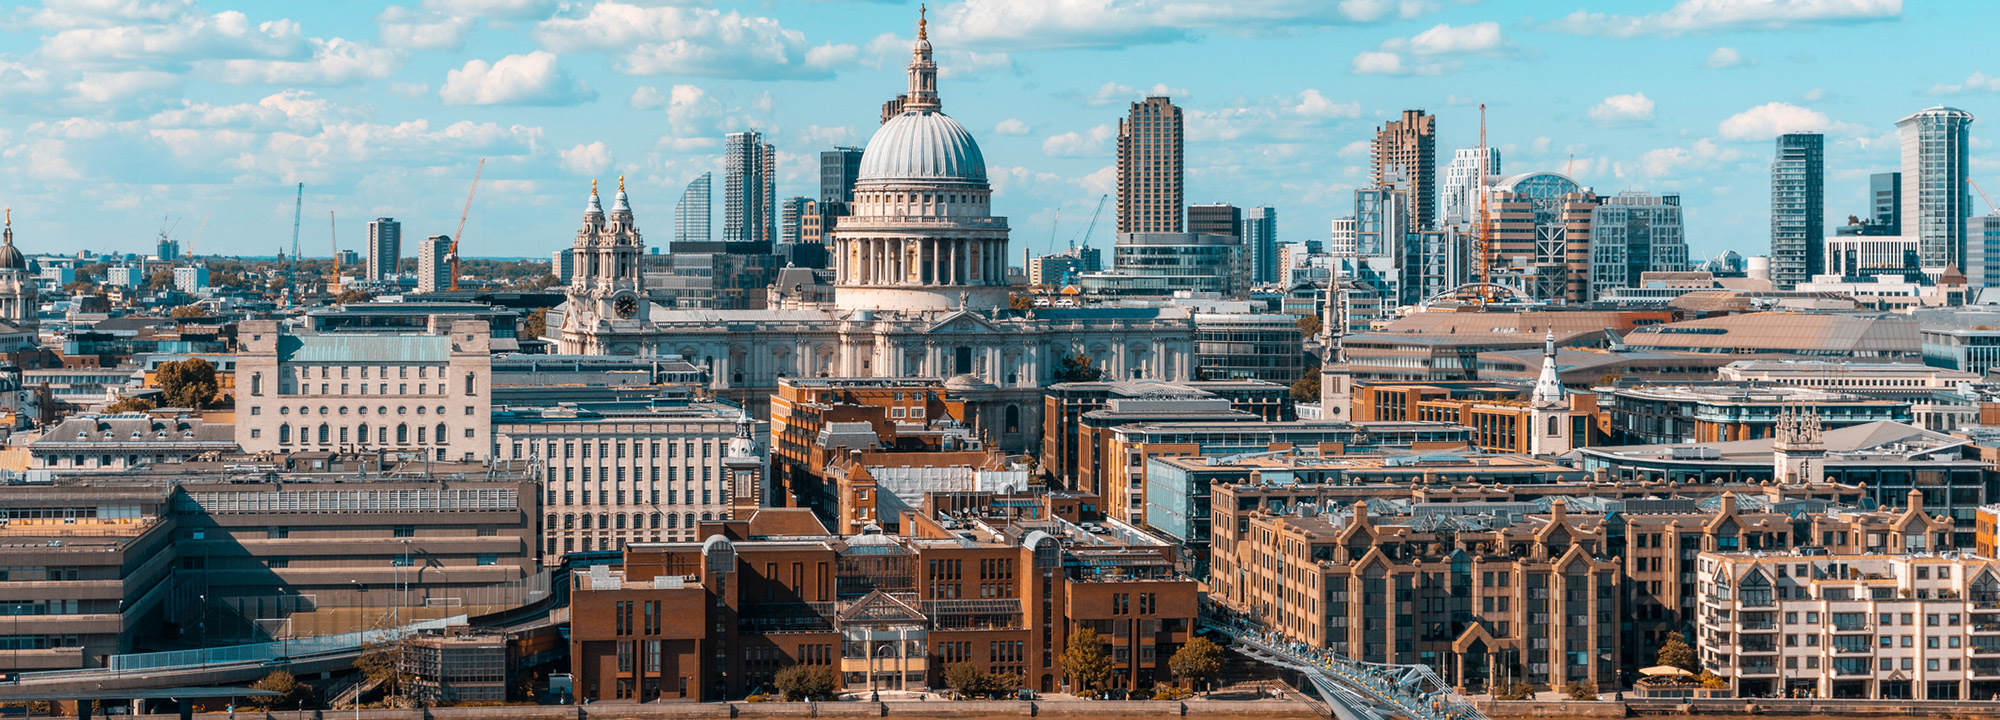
477, 554, 497, 566
393, 526, 415, 538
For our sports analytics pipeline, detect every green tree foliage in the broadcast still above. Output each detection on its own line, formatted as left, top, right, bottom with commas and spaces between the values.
156, 358, 219, 409
1291, 366, 1321, 402
1169, 637, 1223, 690
1053, 353, 1104, 383
248, 670, 316, 710
522, 308, 548, 340
333, 289, 375, 304
1060, 627, 1112, 696
353, 640, 409, 702
944, 661, 1018, 698
1564, 681, 1597, 701
170, 304, 206, 318
105, 395, 155, 414
1656, 632, 1698, 673
62, 280, 101, 297
1696, 670, 1728, 689
773, 664, 839, 701
146, 271, 175, 291
1491, 680, 1534, 700
1295, 313, 1322, 337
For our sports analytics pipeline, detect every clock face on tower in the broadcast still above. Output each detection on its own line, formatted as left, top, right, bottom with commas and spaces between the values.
614, 293, 639, 319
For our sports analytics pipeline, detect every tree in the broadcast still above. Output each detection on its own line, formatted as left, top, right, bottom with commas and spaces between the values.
773, 664, 839, 701
944, 661, 1017, 698
1008, 293, 1034, 311
1696, 670, 1728, 690
353, 640, 410, 703
62, 280, 101, 297
1295, 313, 1322, 337
1060, 627, 1112, 696
248, 670, 316, 710
1053, 352, 1103, 383
156, 358, 219, 409
1169, 637, 1223, 691
333, 289, 375, 304
1656, 632, 1698, 673
522, 308, 548, 340
105, 395, 155, 414
1564, 681, 1597, 701
1291, 367, 1321, 402
146, 270, 175, 291
170, 304, 206, 318
1491, 680, 1534, 701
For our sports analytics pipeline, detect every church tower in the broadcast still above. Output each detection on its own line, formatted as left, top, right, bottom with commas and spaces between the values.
1319, 265, 1353, 418
1773, 407, 1826, 484
0, 210, 38, 330
1528, 330, 1571, 455
560, 178, 648, 354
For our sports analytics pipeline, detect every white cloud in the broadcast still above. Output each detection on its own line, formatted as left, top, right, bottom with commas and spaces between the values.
630, 85, 668, 111
535, 4, 857, 79
664, 85, 724, 137
560, 141, 611, 176
1087, 81, 1188, 106
390, 81, 428, 99
1548, 0, 1901, 38
935, 0, 1441, 50
1293, 89, 1361, 119
69, 70, 180, 103
1352, 22, 1515, 76
378, 6, 470, 52
214, 38, 402, 86
994, 118, 1030, 136
1716, 101, 1862, 140
1930, 72, 2000, 95
148, 90, 344, 133
422, 0, 557, 20
440, 51, 595, 106
38, 9, 304, 69
1336, 139, 1371, 159
1042, 124, 1115, 157
1629, 139, 1746, 177
1704, 47, 1753, 69
1588, 93, 1656, 126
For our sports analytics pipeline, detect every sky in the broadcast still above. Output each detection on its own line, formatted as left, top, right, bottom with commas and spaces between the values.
0, 0, 1984, 264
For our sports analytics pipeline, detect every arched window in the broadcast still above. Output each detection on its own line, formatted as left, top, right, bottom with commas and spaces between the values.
318, 423, 329, 444
667, 514, 678, 529
397, 423, 408, 443
465, 372, 476, 396
357, 423, 369, 445
651, 513, 661, 529
683, 513, 695, 529
278, 423, 291, 444
563, 514, 574, 529
580, 514, 592, 529
1005, 405, 1020, 434
615, 514, 627, 529
417, 426, 427, 443
701, 512, 712, 521
546, 513, 556, 529
435, 423, 448, 445
598, 513, 609, 530
1547, 415, 1560, 436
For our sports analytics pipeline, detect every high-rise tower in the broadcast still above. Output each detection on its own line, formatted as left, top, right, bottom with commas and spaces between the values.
1442, 147, 1499, 227
1242, 206, 1278, 285
1769, 133, 1824, 290
1372, 109, 1436, 231
673, 172, 712, 250
723, 131, 776, 251
820, 147, 864, 205
1898, 106, 1975, 276
366, 217, 401, 284
1117, 96, 1184, 233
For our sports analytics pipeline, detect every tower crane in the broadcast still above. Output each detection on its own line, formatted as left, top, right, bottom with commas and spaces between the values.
449, 158, 485, 291
287, 183, 302, 293
1971, 179, 1998, 215
188, 213, 208, 257
1477, 103, 1492, 306
1072, 193, 1107, 251
328, 211, 339, 294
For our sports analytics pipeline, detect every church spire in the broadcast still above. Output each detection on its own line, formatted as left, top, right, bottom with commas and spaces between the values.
903, 4, 940, 112
1532, 329, 1564, 407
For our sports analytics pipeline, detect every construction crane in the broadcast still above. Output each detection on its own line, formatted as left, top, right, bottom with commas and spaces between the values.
328, 211, 339, 295
448, 158, 485, 291
1476, 103, 1492, 306
1071, 193, 1108, 251
1972, 179, 1998, 215
287, 183, 302, 294
1046, 207, 1061, 254
188, 213, 208, 257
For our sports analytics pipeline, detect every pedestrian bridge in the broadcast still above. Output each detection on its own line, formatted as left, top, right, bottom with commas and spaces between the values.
1205, 620, 1487, 720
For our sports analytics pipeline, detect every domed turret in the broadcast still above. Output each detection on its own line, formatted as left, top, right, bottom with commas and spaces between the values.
0, 209, 24, 271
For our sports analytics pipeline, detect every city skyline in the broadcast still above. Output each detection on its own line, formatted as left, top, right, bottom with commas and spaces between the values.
0, 0, 1981, 262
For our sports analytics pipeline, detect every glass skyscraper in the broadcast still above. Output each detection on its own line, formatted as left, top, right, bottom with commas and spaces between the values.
1768, 133, 1824, 290
1897, 106, 1974, 276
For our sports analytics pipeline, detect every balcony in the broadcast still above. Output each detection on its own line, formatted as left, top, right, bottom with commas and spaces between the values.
1972, 622, 2000, 634
1831, 622, 1870, 633
1740, 662, 1778, 676
1740, 620, 1777, 631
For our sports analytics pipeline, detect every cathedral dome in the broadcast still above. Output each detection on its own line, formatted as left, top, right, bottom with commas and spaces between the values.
857, 110, 987, 185
0, 243, 23, 271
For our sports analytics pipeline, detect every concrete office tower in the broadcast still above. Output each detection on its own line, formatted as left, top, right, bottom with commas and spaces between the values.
1372, 109, 1436, 231
1968, 215, 2000, 288
1898, 106, 1975, 276
1442, 147, 1500, 227
1769, 133, 1824, 290
674, 173, 712, 250
723, 131, 777, 250
1117, 96, 1184, 233
552, 248, 573, 285
366, 217, 401, 283
1588, 192, 1689, 300
1329, 217, 1357, 258
820, 147, 864, 204
779, 196, 810, 245
1242, 206, 1277, 284
1872, 172, 1901, 234
1187, 203, 1241, 237
416, 234, 451, 293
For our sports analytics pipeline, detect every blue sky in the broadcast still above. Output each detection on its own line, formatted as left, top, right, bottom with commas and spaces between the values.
0, 0, 1980, 263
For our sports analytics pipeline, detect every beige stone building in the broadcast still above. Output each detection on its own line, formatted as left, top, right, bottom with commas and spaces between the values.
237, 319, 492, 460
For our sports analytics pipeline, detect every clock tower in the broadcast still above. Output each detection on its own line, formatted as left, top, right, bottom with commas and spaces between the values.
560, 177, 650, 354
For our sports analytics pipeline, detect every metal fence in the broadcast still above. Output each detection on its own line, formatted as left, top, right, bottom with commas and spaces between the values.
16, 614, 466, 680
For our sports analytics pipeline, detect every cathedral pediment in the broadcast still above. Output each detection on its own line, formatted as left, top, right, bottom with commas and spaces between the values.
925, 310, 998, 334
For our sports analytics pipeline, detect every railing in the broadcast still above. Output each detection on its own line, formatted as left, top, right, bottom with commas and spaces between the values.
16, 614, 467, 680
1206, 615, 1486, 720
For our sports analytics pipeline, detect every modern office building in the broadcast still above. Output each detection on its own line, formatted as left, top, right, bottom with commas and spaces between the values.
1770, 133, 1825, 291
819, 147, 864, 204
778, 196, 811, 246
1186, 203, 1240, 237
173, 265, 209, 293
723, 131, 777, 250
1872, 171, 1902, 234
416, 234, 452, 293
367, 217, 401, 283
1967, 213, 2000, 289
553, 248, 574, 284
1442, 147, 1499, 227
1027, 246, 1101, 288
1827, 234, 1920, 278
1921, 327, 2000, 375
1078, 232, 1244, 297
1898, 107, 1974, 278
1372, 109, 1435, 231
1587, 192, 1689, 300
1242, 206, 1278, 285
1484, 172, 1598, 303
1605, 384, 1910, 445
1192, 312, 1307, 384
1351, 188, 1405, 260
1117, 96, 1184, 233
673, 173, 712, 249
1328, 217, 1357, 258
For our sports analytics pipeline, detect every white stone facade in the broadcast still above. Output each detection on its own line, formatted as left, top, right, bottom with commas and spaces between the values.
237, 319, 492, 460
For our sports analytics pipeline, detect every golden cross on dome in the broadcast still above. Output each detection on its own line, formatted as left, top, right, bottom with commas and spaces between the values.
919, 4, 927, 40
618, 175, 625, 193
591, 178, 598, 195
